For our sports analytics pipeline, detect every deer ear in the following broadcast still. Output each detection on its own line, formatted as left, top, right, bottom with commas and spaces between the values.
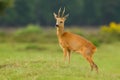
64, 14, 69, 19
53, 12, 57, 19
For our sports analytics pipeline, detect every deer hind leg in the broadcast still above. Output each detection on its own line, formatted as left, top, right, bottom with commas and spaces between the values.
78, 48, 98, 72
84, 55, 98, 72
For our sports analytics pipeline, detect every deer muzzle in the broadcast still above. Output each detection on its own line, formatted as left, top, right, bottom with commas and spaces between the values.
56, 24, 59, 27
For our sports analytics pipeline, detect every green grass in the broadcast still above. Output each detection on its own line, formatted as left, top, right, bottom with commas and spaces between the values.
0, 42, 120, 80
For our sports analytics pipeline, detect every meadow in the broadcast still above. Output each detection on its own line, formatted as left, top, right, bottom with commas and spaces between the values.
0, 26, 120, 80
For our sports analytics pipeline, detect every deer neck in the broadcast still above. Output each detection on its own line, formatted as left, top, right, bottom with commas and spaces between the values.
57, 26, 64, 38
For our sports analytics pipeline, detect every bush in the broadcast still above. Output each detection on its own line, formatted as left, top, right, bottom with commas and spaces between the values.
0, 31, 6, 37
25, 44, 46, 51
14, 24, 43, 42
0, 31, 11, 42
101, 22, 120, 33
15, 24, 42, 35
84, 34, 101, 47
100, 22, 120, 43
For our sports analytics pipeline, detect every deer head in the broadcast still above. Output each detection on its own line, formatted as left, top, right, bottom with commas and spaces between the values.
53, 8, 69, 28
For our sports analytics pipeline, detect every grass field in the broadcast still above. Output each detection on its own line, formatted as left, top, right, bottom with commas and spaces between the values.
0, 42, 120, 80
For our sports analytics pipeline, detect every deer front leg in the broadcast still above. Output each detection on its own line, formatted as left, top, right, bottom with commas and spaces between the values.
68, 50, 71, 64
63, 48, 71, 63
63, 48, 67, 62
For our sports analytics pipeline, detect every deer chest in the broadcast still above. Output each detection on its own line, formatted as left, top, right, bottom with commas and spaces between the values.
59, 40, 68, 49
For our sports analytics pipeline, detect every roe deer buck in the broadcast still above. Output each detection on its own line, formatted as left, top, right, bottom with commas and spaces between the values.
53, 8, 98, 72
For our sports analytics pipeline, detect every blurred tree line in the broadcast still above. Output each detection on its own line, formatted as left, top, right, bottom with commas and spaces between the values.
0, 0, 120, 27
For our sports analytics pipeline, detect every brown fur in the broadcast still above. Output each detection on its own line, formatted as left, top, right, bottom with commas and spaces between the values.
53, 8, 98, 72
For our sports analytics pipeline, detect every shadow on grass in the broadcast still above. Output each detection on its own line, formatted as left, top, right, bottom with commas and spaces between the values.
0, 59, 47, 69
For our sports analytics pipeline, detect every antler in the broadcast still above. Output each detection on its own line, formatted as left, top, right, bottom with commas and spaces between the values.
58, 8, 61, 17
57, 7, 68, 18
62, 7, 65, 17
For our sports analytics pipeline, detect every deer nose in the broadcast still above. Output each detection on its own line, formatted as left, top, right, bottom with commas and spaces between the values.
56, 24, 59, 27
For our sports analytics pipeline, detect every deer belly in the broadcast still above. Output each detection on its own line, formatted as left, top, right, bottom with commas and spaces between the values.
67, 41, 82, 51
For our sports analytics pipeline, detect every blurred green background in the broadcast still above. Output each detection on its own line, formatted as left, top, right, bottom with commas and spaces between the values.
0, 0, 120, 80
0, 0, 120, 26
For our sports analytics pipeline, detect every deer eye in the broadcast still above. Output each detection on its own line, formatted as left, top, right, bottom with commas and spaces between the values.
60, 21, 63, 23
